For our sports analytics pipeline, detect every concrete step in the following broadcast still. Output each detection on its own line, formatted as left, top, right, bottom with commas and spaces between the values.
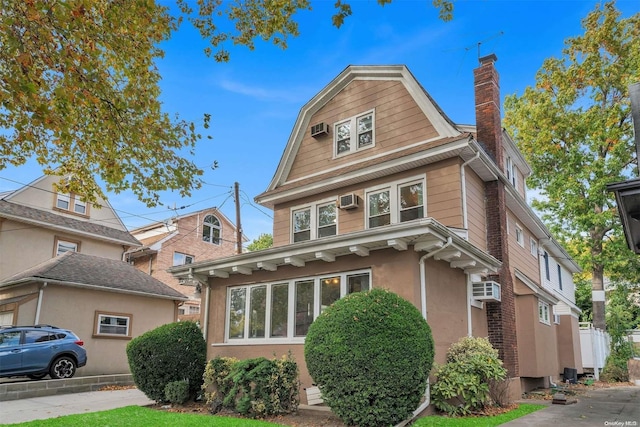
0, 374, 135, 401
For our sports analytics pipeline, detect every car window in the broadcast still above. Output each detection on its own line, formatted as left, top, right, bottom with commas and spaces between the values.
25, 330, 51, 344
0, 331, 21, 347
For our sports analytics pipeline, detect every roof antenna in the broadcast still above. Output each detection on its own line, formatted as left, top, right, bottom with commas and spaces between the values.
469, 31, 504, 60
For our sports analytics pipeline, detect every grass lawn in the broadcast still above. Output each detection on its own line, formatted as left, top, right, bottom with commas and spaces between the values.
4, 403, 545, 427
414, 403, 546, 426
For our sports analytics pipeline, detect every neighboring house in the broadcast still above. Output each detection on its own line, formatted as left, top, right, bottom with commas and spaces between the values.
0, 174, 140, 281
0, 174, 186, 375
0, 252, 186, 375
170, 56, 583, 403
125, 208, 242, 321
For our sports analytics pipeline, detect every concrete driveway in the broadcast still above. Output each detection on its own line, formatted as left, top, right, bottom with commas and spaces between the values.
504, 385, 639, 426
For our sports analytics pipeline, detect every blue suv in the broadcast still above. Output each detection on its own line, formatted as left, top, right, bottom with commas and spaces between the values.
0, 325, 88, 380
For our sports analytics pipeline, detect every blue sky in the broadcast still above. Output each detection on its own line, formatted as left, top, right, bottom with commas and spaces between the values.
0, 0, 638, 244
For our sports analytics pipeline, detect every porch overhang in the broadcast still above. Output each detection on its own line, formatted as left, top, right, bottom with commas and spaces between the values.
169, 218, 501, 283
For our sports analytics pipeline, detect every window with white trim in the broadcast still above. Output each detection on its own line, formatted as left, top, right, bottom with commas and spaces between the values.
335, 110, 374, 156
506, 156, 517, 189
55, 193, 87, 215
530, 238, 538, 257
557, 264, 563, 290
515, 224, 524, 247
202, 214, 221, 245
226, 270, 371, 342
95, 312, 131, 337
366, 178, 425, 229
291, 200, 337, 243
55, 238, 79, 256
173, 252, 194, 266
543, 251, 550, 281
538, 300, 550, 325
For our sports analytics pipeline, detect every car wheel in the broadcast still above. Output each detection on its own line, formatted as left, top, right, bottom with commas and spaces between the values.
27, 373, 48, 380
50, 356, 76, 379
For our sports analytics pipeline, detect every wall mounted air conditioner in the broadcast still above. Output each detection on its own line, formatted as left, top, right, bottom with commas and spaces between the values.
338, 193, 359, 210
311, 123, 329, 137
472, 281, 501, 302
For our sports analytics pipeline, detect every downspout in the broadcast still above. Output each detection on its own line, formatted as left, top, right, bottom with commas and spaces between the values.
399, 237, 453, 427
461, 151, 480, 230
34, 282, 48, 324
467, 275, 473, 336
202, 282, 211, 341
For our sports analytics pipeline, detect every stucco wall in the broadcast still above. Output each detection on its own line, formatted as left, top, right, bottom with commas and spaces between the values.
557, 314, 584, 374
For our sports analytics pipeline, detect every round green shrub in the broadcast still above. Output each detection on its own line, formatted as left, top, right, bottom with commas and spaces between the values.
304, 288, 434, 427
126, 321, 206, 402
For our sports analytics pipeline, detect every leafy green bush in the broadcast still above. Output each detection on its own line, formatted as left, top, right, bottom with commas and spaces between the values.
126, 321, 206, 402
165, 380, 190, 404
202, 354, 299, 418
601, 346, 632, 382
431, 336, 507, 416
304, 288, 434, 427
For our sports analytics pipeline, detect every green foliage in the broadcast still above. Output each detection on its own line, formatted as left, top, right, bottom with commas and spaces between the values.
165, 380, 190, 405
431, 337, 507, 416
503, 2, 640, 325
126, 321, 206, 402
246, 233, 273, 251
601, 346, 632, 382
202, 354, 299, 418
304, 288, 434, 427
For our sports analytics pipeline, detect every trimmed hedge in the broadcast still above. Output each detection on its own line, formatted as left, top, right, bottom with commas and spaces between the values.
202, 354, 299, 418
126, 321, 206, 402
304, 288, 434, 427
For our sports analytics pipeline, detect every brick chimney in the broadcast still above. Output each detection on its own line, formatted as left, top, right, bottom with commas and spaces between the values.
474, 54, 503, 168
474, 54, 519, 378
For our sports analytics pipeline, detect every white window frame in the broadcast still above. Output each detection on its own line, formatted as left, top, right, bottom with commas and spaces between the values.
223, 269, 371, 344
173, 252, 195, 266
515, 224, 524, 247
290, 199, 338, 243
55, 192, 88, 216
365, 176, 426, 229
538, 300, 550, 325
334, 109, 375, 157
56, 193, 70, 210
506, 156, 517, 189
95, 312, 132, 337
530, 238, 538, 257
202, 214, 221, 245
55, 238, 79, 256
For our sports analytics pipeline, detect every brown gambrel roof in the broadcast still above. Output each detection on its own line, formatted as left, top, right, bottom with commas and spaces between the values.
0, 200, 140, 246
0, 252, 186, 300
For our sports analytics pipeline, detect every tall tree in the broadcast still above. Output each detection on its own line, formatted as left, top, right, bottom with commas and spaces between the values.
503, 2, 640, 330
246, 233, 273, 251
0, 0, 453, 207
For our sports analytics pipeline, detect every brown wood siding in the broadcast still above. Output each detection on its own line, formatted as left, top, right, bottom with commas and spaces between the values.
426, 158, 463, 228
272, 208, 291, 247
466, 169, 487, 251
507, 210, 540, 283
287, 80, 438, 181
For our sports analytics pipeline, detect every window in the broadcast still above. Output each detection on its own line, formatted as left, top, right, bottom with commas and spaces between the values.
538, 301, 550, 325
0, 331, 21, 347
366, 178, 425, 229
55, 193, 88, 216
173, 252, 194, 266
506, 157, 517, 189
202, 214, 221, 245
530, 238, 538, 257
334, 111, 374, 156
189, 305, 200, 314
557, 264, 563, 290
543, 251, 550, 281
226, 270, 371, 341
515, 224, 524, 247
95, 312, 131, 337
291, 201, 337, 243
55, 237, 79, 256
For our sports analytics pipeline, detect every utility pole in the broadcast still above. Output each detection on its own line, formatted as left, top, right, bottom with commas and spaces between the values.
234, 182, 242, 254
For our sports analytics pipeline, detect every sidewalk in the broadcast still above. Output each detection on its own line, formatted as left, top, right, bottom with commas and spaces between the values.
0, 388, 153, 425
504, 385, 640, 426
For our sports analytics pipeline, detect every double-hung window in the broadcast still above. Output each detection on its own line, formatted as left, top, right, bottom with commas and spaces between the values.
55, 193, 88, 216
515, 224, 524, 247
226, 270, 370, 342
95, 312, 132, 337
538, 301, 550, 325
292, 200, 337, 243
366, 177, 425, 229
335, 110, 374, 156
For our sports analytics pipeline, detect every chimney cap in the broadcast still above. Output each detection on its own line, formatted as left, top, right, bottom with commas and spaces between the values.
479, 54, 498, 65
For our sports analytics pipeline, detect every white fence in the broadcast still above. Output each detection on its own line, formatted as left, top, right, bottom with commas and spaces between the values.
579, 322, 611, 380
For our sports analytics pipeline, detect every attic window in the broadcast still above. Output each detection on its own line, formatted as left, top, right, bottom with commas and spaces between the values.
203, 214, 221, 245
334, 110, 375, 157
55, 192, 88, 216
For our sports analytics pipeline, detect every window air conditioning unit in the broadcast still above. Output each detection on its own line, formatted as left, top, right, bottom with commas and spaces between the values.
338, 193, 359, 210
310, 122, 329, 138
472, 281, 501, 302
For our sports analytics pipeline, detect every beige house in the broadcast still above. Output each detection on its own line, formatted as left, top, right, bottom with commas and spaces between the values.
126, 208, 242, 321
170, 56, 583, 403
0, 175, 186, 376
